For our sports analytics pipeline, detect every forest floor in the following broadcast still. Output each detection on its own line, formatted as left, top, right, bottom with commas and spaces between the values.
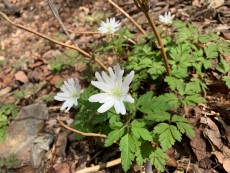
0, 0, 230, 172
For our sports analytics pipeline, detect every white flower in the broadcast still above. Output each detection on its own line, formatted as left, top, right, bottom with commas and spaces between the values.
98, 17, 121, 34
89, 64, 134, 115
54, 78, 81, 111
159, 12, 175, 25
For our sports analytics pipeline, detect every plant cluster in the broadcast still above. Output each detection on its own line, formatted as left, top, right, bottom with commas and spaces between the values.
0, 154, 21, 171
0, 104, 18, 142
51, 6, 230, 173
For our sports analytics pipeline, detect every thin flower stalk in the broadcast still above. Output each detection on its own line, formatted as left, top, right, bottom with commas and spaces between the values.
133, 0, 171, 76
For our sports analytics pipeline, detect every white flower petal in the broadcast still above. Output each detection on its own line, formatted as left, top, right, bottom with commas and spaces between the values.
89, 64, 134, 114
123, 71, 134, 86
114, 64, 122, 76
95, 72, 104, 82
97, 100, 114, 113
123, 94, 134, 103
114, 100, 126, 115
60, 84, 69, 93
60, 99, 74, 111
91, 81, 111, 92
159, 11, 175, 25
98, 17, 121, 34
73, 78, 81, 92
55, 78, 81, 111
54, 93, 70, 101
108, 67, 116, 80
102, 71, 113, 84
89, 93, 111, 103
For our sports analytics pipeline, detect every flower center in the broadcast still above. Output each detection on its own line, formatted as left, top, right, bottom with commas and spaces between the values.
110, 86, 122, 98
106, 25, 113, 32
70, 91, 78, 98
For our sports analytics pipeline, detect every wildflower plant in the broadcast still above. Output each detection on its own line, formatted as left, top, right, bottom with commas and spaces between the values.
54, 78, 81, 111
98, 17, 121, 34
89, 64, 134, 115
159, 12, 175, 25
52, 1, 230, 172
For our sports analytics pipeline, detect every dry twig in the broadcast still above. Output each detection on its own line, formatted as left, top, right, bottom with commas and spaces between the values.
57, 117, 107, 138
75, 158, 121, 173
0, 11, 108, 71
108, 0, 146, 35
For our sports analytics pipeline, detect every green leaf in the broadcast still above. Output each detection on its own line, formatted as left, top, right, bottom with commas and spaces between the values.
0, 125, 7, 142
136, 142, 153, 165
198, 32, 218, 43
153, 123, 182, 150
216, 58, 230, 74
145, 111, 171, 122
165, 76, 183, 91
171, 115, 195, 137
183, 80, 201, 95
222, 76, 230, 89
204, 43, 218, 59
105, 122, 125, 147
131, 120, 152, 141
218, 41, 230, 56
182, 95, 206, 106
203, 59, 212, 69
158, 93, 181, 109
171, 67, 188, 78
149, 148, 167, 172
136, 91, 154, 107
119, 133, 136, 171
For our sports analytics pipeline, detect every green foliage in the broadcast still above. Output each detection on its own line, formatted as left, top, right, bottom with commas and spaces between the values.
13, 83, 45, 101
131, 120, 152, 141
119, 133, 136, 171
216, 58, 230, 74
222, 76, 230, 89
0, 154, 21, 169
0, 104, 18, 142
153, 114, 195, 151
95, 28, 133, 57
48, 50, 83, 71
72, 88, 113, 139
105, 122, 125, 146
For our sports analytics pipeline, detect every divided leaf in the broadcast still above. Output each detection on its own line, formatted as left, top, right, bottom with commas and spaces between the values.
119, 133, 136, 171
105, 122, 125, 147
222, 76, 230, 89
153, 123, 182, 150
145, 111, 171, 122
135, 142, 153, 165
158, 93, 181, 109
136, 91, 154, 108
131, 120, 152, 141
216, 58, 230, 74
149, 148, 167, 172
171, 115, 195, 137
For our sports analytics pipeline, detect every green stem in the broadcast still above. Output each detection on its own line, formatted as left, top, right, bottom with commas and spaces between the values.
144, 12, 171, 76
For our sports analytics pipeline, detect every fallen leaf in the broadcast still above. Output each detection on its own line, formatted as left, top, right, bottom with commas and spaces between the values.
212, 151, 224, 164
223, 158, 230, 172
192, 0, 201, 7
201, 117, 223, 150
0, 87, 12, 97
54, 162, 70, 173
208, 0, 225, 8
14, 71, 29, 83
190, 128, 210, 161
